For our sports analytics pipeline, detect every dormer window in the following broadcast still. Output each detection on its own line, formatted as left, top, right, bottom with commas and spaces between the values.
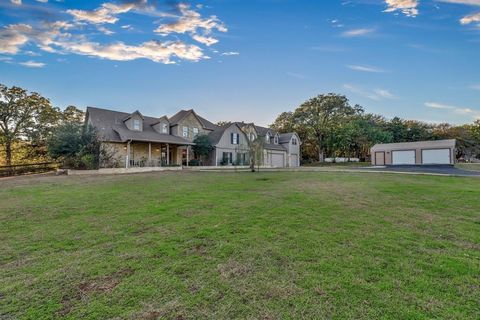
274, 135, 279, 144
162, 123, 168, 134
133, 119, 141, 131
292, 138, 298, 145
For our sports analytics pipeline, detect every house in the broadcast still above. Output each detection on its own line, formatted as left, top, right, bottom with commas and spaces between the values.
85, 107, 301, 168
371, 139, 456, 166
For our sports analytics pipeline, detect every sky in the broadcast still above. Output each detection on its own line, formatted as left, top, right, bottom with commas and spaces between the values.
0, 0, 479, 126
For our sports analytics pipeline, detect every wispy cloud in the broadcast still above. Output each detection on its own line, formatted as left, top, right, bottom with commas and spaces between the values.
286, 72, 307, 80
341, 28, 375, 37
0, 2, 231, 64
19, 60, 45, 68
343, 84, 396, 101
469, 84, 480, 90
347, 64, 385, 73
154, 3, 227, 47
384, 0, 419, 17
221, 51, 239, 56
425, 101, 480, 119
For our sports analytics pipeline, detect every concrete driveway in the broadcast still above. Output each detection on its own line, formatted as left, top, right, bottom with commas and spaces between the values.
358, 165, 480, 177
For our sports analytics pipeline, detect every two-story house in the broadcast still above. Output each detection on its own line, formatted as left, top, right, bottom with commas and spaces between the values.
85, 106, 301, 168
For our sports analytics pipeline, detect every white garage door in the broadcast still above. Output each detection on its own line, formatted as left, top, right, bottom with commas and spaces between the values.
271, 153, 284, 167
291, 154, 299, 167
392, 150, 415, 165
422, 149, 450, 165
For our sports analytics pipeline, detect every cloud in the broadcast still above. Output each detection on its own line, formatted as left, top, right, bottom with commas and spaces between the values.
53, 39, 205, 64
425, 101, 480, 119
460, 12, 480, 24
384, 0, 419, 17
154, 3, 227, 46
67, 1, 145, 25
221, 51, 239, 56
19, 60, 45, 68
0, 2, 232, 65
343, 84, 396, 101
436, 0, 480, 5
0, 24, 32, 54
347, 65, 385, 73
341, 28, 375, 37
0, 20, 208, 64
11, 0, 21, 5
469, 84, 480, 90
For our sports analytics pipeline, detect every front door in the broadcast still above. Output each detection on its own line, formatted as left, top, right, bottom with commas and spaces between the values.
375, 152, 385, 166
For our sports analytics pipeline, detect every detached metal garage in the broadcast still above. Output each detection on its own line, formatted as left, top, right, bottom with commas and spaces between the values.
371, 139, 456, 166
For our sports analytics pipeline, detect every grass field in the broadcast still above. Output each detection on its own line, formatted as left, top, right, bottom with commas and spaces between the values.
1, 171, 479, 319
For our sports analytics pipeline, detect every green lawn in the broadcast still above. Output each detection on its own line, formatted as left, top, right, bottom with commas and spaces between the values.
1, 172, 479, 319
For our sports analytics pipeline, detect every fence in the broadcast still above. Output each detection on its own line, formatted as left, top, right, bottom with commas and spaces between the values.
0, 162, 59, 178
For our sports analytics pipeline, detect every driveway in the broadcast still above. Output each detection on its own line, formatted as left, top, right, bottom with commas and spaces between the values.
358, 165, 480, 177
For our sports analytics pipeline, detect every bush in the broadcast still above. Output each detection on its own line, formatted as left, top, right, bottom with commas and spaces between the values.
188, 159, 202, 166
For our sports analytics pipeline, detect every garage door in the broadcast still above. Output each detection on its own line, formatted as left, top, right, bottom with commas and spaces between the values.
392, 150, 415, 165
271, 153, 284, 167
422, 149, 450, 165
291, 154, 299, 167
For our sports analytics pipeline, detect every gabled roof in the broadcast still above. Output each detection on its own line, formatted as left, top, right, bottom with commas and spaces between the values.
123, 110, 144, 122
279, 133, 295, 144
169, 109, 218, 130
371, 139, 456, 151
208, 123, 245, 146
151, 115, 169, 126
264, 143, 287, 151
254, 125, 277, 136
86, 106, 192, 145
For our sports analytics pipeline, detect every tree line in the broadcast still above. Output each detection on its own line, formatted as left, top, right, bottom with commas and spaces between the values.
271, 94, 480, 163
1, 85, 479, 167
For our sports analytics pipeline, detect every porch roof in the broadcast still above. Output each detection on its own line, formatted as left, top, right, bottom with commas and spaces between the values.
113, 126, 194, 145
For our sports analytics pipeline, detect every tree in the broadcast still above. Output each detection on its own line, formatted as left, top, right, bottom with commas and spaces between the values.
48, 123, 102, 169
61, 105, 85, 124
0, 84, 60, 166
246, 135, 265, 172
192, 134, 213, 164
287, 94, 360, 162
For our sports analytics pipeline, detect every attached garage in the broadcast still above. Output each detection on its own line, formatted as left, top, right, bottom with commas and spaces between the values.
371, 139, 456, 166
271, 153, 285, 167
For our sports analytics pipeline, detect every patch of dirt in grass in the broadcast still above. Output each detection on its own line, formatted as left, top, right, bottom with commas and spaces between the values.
58, 268, 134, 316
218, 259, 251, 279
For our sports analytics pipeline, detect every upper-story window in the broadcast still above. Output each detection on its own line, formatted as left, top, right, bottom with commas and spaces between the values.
182, 126, 189, 138
274, 135, 279, 144
133, 119, 141, 131
292, 137, 297, 145
161, 123, 168, 134
250, 132, 256, 141
231, 133, 239, 145
265, 133, 270, 143
193, 127, 199, 137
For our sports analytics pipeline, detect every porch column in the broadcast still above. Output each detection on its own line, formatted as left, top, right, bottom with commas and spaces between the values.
126, 141, 131, 168
167, 144, 170, 165
186, 146, 189, 167
148, 142, 152, 166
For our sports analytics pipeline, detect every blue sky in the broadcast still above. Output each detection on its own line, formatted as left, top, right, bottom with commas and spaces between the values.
0, 0, 479, 126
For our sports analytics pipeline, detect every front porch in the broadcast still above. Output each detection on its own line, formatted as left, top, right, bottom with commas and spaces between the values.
109, 141, 194, 168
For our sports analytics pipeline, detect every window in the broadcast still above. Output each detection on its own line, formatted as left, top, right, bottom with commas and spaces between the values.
274, 135, 279, 144
265, 133, 270, 143
222, 152, 233, 164
249, 132, 256, 141
193, 127, 199, 137
133, 119, 141, 131
162, 123, 168, 134
292, 138, 297, 145
231, 133, 239, 145
182, 126, 189, 138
